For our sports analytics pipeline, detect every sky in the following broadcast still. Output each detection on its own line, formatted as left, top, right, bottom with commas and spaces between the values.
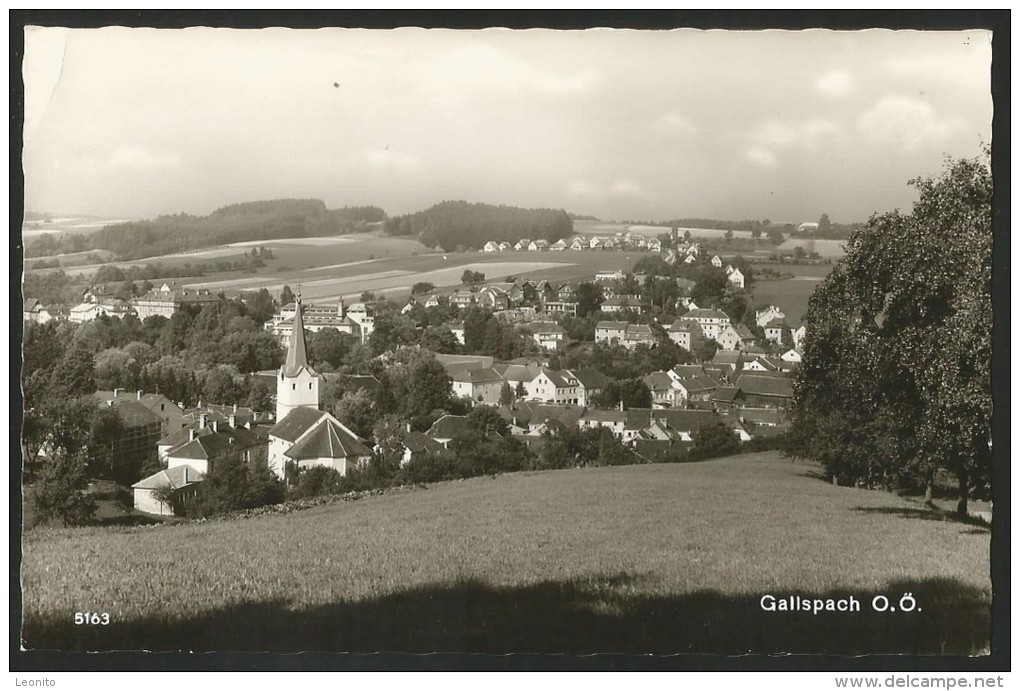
22, 27, 992, 224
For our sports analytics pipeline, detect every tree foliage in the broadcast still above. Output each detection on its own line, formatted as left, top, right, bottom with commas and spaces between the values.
790, 156, 992, 515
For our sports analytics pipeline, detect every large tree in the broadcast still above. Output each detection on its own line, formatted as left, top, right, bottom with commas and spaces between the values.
790, 156, 992, 515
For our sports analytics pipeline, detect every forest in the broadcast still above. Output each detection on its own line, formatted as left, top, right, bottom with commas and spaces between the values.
383, 200, 573, 251
24, 199, 386, 260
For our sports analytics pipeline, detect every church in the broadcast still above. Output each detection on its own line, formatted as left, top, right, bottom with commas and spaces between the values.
267, 297, 373, 480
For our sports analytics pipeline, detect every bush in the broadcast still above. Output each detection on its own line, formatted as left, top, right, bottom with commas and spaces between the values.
688, 422, 742, 462
291, 466, 345, 499
184, 456, 286, 518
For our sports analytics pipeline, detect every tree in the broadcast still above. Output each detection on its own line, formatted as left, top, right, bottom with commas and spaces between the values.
333, 389, 377, 439
688, 422, 741, 461
498, 381, 515, 406
411, 282, 435, 295
50, 342, 97, 398
791, 156, 992, 515
280, 285, 296, 306
767, 228, 785, 245
466, 405, 509, 437
461, 269, 485, 285
403, 356, 452, 419
34, 449, 97, 526
575, 282, 604, 318
818, 213, 832, 232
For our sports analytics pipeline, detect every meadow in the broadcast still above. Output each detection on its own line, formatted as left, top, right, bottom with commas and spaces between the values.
20, 453, 991, 655
749, 274, 826, 324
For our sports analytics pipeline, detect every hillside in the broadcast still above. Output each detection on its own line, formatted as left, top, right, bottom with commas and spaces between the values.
384, 200, 573, 251
21, 453, 989, 655
24, 199, 386, 261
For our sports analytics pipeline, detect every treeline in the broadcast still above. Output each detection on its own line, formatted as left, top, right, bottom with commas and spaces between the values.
384, 200, 573, 251
24, 200, 386, 260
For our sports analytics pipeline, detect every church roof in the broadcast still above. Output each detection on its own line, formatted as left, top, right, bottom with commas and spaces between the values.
282, 299, 317, 378
284, 418, 372, 461
269, 407, 329, 442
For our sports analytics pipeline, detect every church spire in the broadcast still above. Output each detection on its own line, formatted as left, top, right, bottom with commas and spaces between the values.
283, 295, 313, 376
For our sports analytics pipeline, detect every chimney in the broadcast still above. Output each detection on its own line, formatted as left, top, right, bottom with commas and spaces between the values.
212, 420, 219, 433
137, 390, 143, 400
338, 296, 346, 318
199, 413, 207, 429
229, 414, 237, 428
406, 422, 412, 433
183, 466, 188, 483
189, 429, 197, 441
113, 388, 123, 398
619, 399, 625, 412
233, 404, 238, 414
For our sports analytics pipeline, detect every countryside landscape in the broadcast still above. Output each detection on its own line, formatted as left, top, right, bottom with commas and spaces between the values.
18, 26, 995, 661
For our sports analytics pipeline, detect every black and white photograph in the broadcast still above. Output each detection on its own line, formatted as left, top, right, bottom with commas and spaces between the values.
14, 12, 1006, 672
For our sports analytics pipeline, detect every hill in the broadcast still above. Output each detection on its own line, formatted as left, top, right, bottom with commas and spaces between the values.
21, 453, 989, 654
24, 199, 386, 261
384, 200, 573, 251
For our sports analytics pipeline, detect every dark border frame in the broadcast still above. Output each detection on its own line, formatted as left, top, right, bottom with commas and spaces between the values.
9, 8, 1010, 673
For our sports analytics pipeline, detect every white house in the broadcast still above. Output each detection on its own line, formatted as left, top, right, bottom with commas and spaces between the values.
595, 320, 628, 346
132, 464, 204, 517
725, 266, 745, 289
716, 323, 745, 351
521, 321, 566, 351
525, 369, 581, 405
684, 308, 730, 341
711, 255, 723, 268
781, 348, 803, 364
483, 241, 499, 253
755, 305, 786, 328
667, 318, 697, 351
569, 238, 586, 251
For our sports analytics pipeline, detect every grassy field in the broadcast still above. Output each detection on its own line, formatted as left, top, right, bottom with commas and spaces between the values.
749, 277, 826, 324
20, 452, 990, 655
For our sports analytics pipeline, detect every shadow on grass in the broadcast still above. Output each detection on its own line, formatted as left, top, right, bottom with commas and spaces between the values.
22, 574, 989, 656
853, 506, 991, 531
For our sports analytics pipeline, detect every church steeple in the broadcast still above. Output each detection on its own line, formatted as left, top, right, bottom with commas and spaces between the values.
283, 296, 314, 377
276, 295, 320, 422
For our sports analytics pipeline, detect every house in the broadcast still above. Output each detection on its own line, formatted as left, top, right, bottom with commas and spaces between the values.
764, 318, 787, 344
579, 408, 719, 443
528, 239, 550, 252
715, 323, 745, 351
666, 319, 697, 351
161, 415, 267, 475
791, 325, 807, 350
563, 368, 610, 407
434, 353, 495, 376
781, 348, 803, 364
734, 324, 756, 347
569, 238, 586, 251
671, 373, 719, 404
483, 241, 500, 253
601, 237, 617, 250
543, 284, 578, 315
589, 237, 603, 250
647, 238, 662, 252
595, 270, 625, 283
798, 222, 820, 233
550, 239, 568, 251
390, 431, 447, 466
499, 401, 585, 436
69, 298, 135, 323
643, 371, 682, 408
711, 255, 723, 268
683, 254, 697, 264
267, 297, 374, 344
476, 286, 510, 311
452, 368, 505, 404
96, 389, 184, 436
266, 300, 373, 479
445, 321, 466, 345
742, 355, 782, 373
498, 241, 512, 252
520, 321, 567, 351
726, 266, 745, 289
23, 298, 54, 324
426, 414, 470, 447
92, 395, 163, 470
525, 369, 581, 405
710, 386, 745, 412
755, 306, 786, 328
711, 350, 743, 374
514, 239, 531, 251
133, 284, 221, 320
132, 464, 204, 517
684, 307, 731, 341
623, 323, 657, 350
595, 321, 628, 346
740, 407, 786, 428
601, 296, 644, 314
450, 290, 475, 309
734, 374, 795, 409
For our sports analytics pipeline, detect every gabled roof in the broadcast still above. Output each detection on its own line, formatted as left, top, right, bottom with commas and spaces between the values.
537, 368, 577, 388
765, 318, 788, 329
625, 324, 654, 337
734, 324, 755, 340
269, 407, 330, 442
520, 321, 566, 335
132, 463, 205, 490
285, 417, 372, 460
672, 364, 707, 379
492, 362, 541, 383
427, 414, 469, 440
643, 371, 675, 392
402, 431, 446, 455
712, 351, 741, 366
508, 401, 585, 428
24, 298, 40, 312
678, 374, 719, 393
565, 368, 610, 390
735, 374, 795, 398
668, 318, 695, 332
710, 386, 742, 403
106, 400, 162, 428
454, 367, 503, 384
686, 308, 730, 321
596, 321, 629, 330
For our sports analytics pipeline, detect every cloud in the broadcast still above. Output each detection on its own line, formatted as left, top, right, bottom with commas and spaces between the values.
744, 118, 842, 165
857, 96, 957, 151
363, 148, 421, 172
815, 70, 854, 98
108, 147, 181, 171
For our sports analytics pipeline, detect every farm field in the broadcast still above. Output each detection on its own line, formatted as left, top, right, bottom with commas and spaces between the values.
184, 248, 663, 302
21, 453, 990, 654
750, 275, 827, 325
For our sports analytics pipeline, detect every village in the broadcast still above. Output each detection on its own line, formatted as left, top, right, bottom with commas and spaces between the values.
23, 231, 807, 520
